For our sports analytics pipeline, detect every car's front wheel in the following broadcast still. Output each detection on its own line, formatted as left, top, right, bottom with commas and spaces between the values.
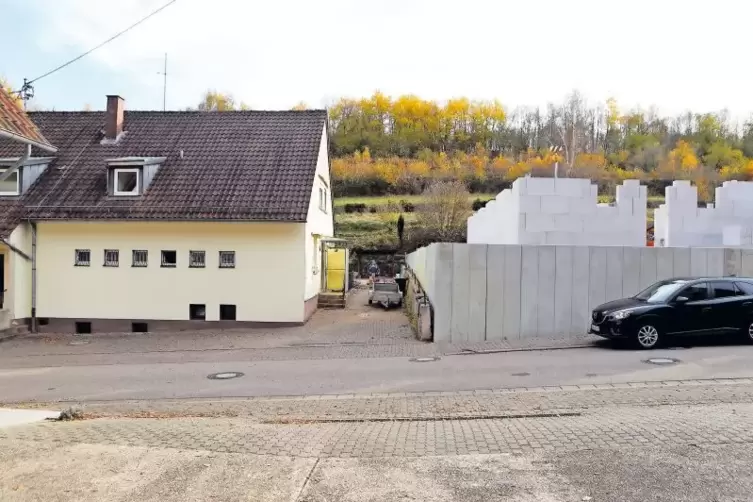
635, 323, 661, 350
744, 320, 753, 343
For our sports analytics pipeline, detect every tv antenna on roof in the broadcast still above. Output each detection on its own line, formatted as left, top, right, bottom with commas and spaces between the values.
157, 53, 167, 111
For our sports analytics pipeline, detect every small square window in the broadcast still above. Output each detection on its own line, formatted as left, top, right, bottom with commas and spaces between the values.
161, 250, 177, 268
0, 169, 20, 196
189, 250, 206, 268
132, 250, 148, 267
219, 251, 235, 268
75, 321, 92, 334
104, 249, 119, 267
113, 168, 140, 196
220, 304, 237, 321
189, 304, 206, 321
132, 322, 148, 333
75, 249, 91, 266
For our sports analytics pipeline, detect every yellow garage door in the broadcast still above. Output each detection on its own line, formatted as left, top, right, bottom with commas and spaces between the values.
326, 248, 346, 292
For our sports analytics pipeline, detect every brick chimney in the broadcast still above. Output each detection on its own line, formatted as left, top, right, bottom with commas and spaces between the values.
105, 95, 125, 140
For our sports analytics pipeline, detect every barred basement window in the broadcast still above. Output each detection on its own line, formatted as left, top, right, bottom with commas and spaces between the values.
219, 251, 235, 268
104, 249, 119, 267
189, 250, 206, 268
74, 249, 91, 267
132, 250, 148, 267
161, 250, 177, 268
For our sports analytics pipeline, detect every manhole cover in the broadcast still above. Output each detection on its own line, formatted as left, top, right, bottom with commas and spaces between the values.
409, 357, 441, 363
511, 372, 530, 377
644, 357, 680, 365
207, 372, 245, 380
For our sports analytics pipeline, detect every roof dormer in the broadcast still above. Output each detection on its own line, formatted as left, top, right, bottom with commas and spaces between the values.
106, 157, 166, 196
0, 156, 55, 197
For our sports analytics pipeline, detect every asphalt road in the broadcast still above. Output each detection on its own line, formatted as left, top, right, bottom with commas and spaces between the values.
1, 344, 753, 402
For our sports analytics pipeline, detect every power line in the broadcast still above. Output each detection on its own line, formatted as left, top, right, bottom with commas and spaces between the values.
15, 0, 177, 100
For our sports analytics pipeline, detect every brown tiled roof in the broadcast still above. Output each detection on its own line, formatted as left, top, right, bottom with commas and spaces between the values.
0, 110, 327, 237
0, 88, 55, 151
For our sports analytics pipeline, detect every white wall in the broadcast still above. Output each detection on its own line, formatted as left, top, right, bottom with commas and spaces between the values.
36, 221, 306, 323
468, 177, 647, 246
655, 180, 753, 248
408, 243, 743, 343
304, 124, 335, 301
8, 223, 32, 320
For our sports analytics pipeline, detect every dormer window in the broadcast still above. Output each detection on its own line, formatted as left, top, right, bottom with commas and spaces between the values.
0, 169, 20, 196
106, 157, 165, 197
114, 168, 140, 196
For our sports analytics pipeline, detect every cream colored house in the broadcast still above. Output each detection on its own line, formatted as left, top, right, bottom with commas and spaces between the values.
0, 96, 334, 333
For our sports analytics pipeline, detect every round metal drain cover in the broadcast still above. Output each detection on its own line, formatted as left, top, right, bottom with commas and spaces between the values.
409, 357, 441, 363
207, 372, 244, 380
644, 357, 680, 365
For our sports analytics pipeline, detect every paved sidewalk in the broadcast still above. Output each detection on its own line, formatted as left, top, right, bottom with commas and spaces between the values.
14, 377, 753, 421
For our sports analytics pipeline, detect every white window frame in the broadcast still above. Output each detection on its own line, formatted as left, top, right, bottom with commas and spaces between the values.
0, 169, 20, 196
113, 167, 141, 196
319, 186, 327, 213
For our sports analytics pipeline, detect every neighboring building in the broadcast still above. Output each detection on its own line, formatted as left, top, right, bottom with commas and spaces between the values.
0, 96, 334, 332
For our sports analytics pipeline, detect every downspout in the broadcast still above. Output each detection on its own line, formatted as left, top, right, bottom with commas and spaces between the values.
31, 222, 37, 333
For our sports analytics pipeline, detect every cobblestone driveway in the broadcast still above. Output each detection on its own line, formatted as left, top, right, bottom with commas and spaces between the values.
4, 381, 753, 459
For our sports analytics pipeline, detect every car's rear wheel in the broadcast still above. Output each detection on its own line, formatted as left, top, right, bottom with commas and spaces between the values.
635, 323, 661, 350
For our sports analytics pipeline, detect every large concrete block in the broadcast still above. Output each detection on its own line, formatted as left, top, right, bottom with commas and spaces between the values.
570, 246, 591, 334
502, 246, 522, 338
605, 247, 624, 302
554, 246, 573, 335
553, 178, 590, 197
656, 248, 674, 282
526, 214, 556, 233
431, 243, 453, 343
485, 245, 505, 340
568, 197, 596, 215
707, 248, 725, 277
741, 250, 753, 277
467, 245, 487, 342
622, 247, 641, 296
723, 225, 743, 246
690, 248, 708, 277
540, 195, 570, 214
616, 180, 640, 199
553, 214, 584, 233
588, 247, 607, 312
536, 246, 556, 337
639, 248, 658, 290
517, 194, 541, 213
525, 177, 556, 196
672, 247, 691, 278
450, 244, 470, 342
724, 248, 742, 276
519, 245, 539, 339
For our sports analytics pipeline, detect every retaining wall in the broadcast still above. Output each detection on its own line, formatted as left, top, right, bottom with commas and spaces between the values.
407, 243, 751, 343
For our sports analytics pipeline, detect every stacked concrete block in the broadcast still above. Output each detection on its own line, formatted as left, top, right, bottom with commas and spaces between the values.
656, 180, 753, 248
467, 176, 647, 246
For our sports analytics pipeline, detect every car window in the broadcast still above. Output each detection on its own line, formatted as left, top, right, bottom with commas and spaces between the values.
711, 281, 737, 299
634, 280, 688, 303
735, 281, 753, 296
374, 283, 399, 292
678, 282, 710, 302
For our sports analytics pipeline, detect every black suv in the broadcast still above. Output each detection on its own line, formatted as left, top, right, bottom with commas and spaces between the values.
590, 277, 753, 349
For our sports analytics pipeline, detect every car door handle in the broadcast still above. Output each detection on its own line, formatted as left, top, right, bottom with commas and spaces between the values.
743, 302, 752, 307
702, 307, 712, 313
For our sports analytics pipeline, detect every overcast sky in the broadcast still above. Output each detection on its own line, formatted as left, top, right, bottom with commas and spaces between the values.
2, 0, 751, 116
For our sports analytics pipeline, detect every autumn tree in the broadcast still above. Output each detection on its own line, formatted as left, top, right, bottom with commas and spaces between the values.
197, 90, 250, 111
415, 181, 470, 241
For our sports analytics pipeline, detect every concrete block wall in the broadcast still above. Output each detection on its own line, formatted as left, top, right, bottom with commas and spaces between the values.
655, 180, 753, 248
467, 177, 647, 246
408, 243, 747, 344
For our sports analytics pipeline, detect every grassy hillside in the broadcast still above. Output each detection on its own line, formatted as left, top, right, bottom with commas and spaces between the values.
335, 194, 666, 249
